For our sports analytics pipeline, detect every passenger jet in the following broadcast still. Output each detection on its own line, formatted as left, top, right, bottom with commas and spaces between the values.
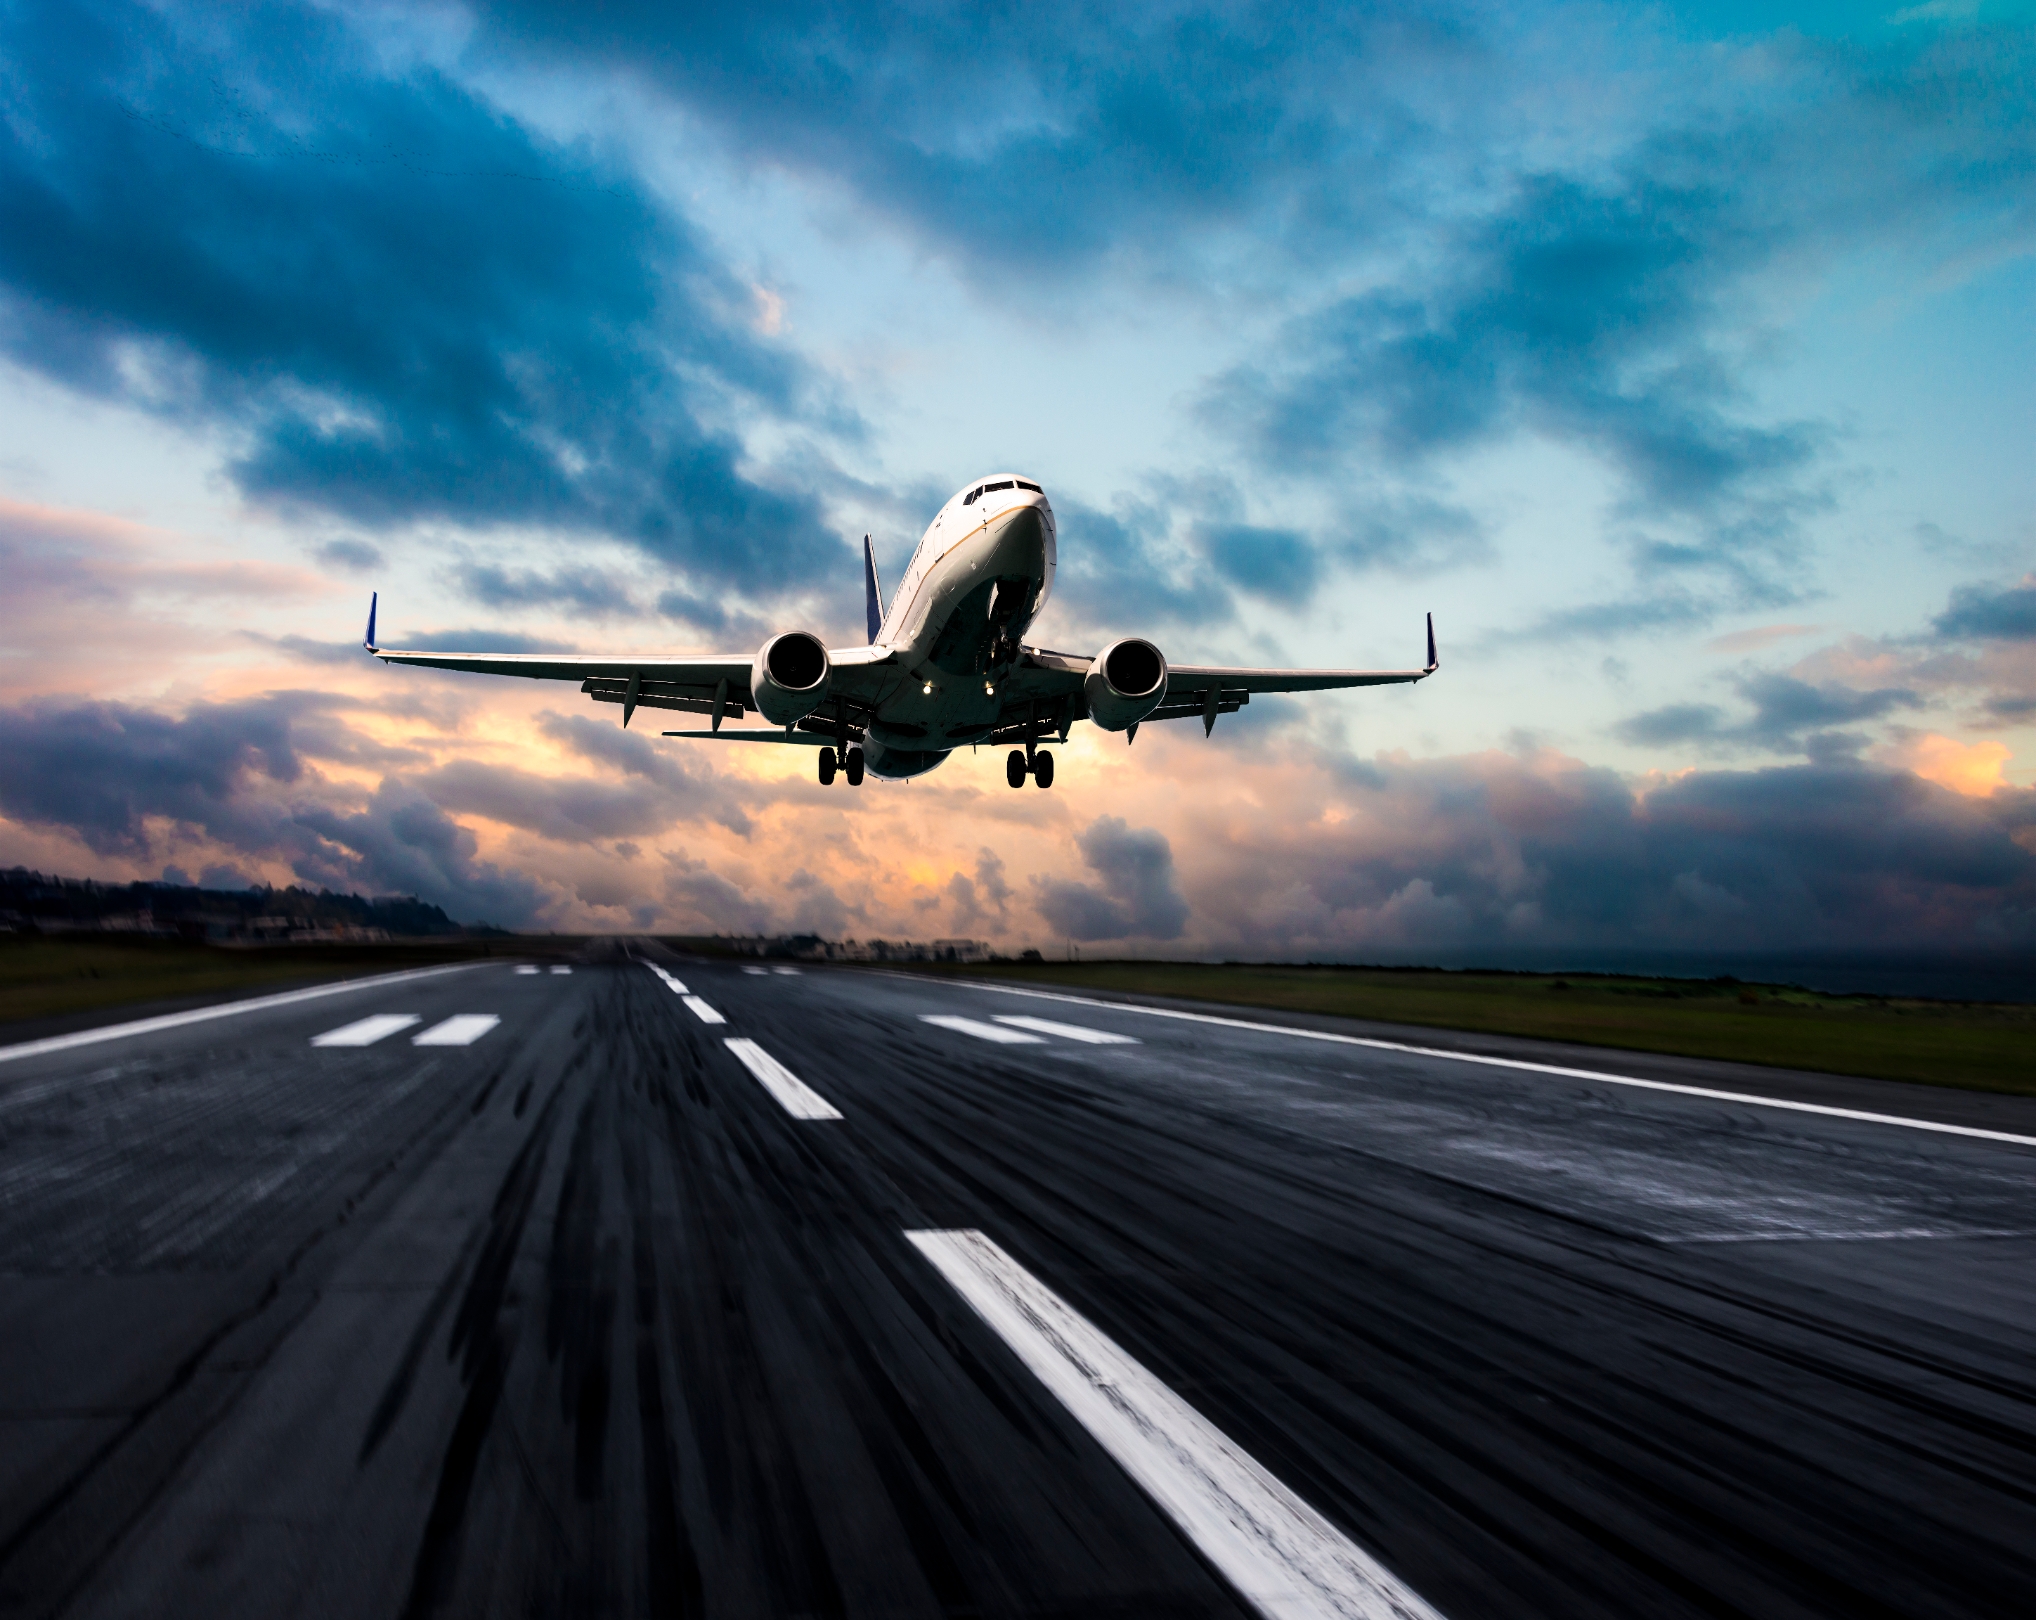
365, 474, 1436, 787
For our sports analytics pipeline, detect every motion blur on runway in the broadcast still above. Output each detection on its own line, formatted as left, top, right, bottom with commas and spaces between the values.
1, 949, 2032, 1619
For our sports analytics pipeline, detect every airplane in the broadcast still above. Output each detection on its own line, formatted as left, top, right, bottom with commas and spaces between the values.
364, 473, 1437, 788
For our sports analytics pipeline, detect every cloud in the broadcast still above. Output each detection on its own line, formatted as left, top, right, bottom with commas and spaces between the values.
315, 537, 383, 573
1935, 576, 2036, 640
1185, 745, 2036, 954
455, 561, 641, 618
1614, 671, 1919, 754
0, 1, 848, 590
1034, 814, 1190, 940
0, 692, 547, 923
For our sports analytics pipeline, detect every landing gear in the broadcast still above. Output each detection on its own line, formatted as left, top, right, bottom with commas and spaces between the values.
844, 746, 865, 786
818, 747, 837, 785
1007, 748, 1056, 789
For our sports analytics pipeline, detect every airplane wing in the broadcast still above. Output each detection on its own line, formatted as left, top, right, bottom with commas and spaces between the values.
361, 593, 896, 728
982, 613, 1438, 742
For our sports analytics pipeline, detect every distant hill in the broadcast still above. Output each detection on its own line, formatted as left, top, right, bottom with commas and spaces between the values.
0, 868, 480, 940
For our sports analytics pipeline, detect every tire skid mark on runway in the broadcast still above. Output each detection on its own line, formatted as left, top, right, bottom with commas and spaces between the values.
400, 1079, 566, 1620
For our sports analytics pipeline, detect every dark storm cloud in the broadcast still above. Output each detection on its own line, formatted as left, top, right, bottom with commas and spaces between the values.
1208, 166, 1822, 571
0, 1, 845, 588
1034, 815, 1190, 941
1614, 672, 1919, 754
1204, 748, 2036, 953
471, 0, 1469, 281
0, 692, 546, 922
1935, 577, 2036, 641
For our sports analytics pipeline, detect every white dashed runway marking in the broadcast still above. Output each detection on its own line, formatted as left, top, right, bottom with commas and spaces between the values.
920, 1014, 1044, 1045
310, 1014, 421, 1048
994, 1015, 1139, 1045
724, 1039, 841, 1120
412, 1015, 501, 1047
684, 996, 725, 1025
514, 965, 540, 975
909, 1229, 1445, 1620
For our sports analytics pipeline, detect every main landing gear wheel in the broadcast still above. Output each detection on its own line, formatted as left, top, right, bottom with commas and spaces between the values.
818, 747, 837, 785
844, 746, 866, 786
1033, 749, 1054, 789
1006, 750, 1027, 789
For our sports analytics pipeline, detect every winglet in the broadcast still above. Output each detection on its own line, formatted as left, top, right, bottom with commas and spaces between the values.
1424, 611, 1437, 673
364, 591, 378, 652
863, 535, 885, 645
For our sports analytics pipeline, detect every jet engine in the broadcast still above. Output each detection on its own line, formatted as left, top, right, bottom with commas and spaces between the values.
750, 631, 832, 726
1083, 637, 1168, 731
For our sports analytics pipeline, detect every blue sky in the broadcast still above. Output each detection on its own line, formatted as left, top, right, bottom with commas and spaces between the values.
0, 0, 2031, 958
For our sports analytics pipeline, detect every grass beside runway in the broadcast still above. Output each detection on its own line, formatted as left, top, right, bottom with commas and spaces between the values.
0, 934, 565, 1029
907, 961, 2036, 1096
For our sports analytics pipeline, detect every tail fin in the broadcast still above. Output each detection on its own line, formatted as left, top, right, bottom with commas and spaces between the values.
1424, 611, 1437, 672
863, 535, 885, 644
364, 591, 378, 651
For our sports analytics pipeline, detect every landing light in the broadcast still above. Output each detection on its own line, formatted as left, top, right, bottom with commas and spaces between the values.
984, 681, 995, 695
922, 681, 934, 695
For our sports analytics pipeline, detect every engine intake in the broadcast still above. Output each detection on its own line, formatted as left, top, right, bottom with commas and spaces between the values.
1084, 637, 1168, 732
751, 631, 832, 726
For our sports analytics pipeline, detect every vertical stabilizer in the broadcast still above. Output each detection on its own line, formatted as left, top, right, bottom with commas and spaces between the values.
364, 591, 378, 651
863, 535, 885, 644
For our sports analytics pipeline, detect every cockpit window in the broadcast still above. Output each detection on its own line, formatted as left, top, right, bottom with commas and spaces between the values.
1016, 480, 1042, 493
964, 486, 983, 505
984, 480, 1015, 493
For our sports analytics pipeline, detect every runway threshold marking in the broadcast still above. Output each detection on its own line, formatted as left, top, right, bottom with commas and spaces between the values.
412, 1014, 501, 1047
957, 984, 2036, 1152
724, 1038, 842, 1119
994, 1015, 1140, 1045
908, 1229, 1444, 1620
920, 1014, 1044, 1045
683, 996, 725, 1025
311, 1014, 422, 1048
0, 962, 484, 1066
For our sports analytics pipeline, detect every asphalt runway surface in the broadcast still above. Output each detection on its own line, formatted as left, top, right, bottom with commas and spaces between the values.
0, 949, 2032, 1619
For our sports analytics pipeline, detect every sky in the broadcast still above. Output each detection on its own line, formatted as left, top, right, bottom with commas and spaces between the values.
1, 0, 2032, 964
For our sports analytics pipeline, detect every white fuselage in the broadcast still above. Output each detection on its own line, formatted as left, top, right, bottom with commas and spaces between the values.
856, 475, 1056, 778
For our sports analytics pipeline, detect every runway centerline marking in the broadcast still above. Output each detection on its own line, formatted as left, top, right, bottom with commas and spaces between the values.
724, 1038, 842, 1119
310, 1014, 421, 1048
683, 996, 725, 1025
994, 1015, 1140, 1045
412, 1014, 501, 1047
920, 1014, 1044, 1045
549, 965, 572, 975
742, 966, 768, 975
908, 1229, 1445, 1620
514, 965, 540, 975
949, 983, 2036, 1152
0, 962, 484, 1067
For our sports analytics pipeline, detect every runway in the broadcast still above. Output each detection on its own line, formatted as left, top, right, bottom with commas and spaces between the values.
0, 951, 2031, 1619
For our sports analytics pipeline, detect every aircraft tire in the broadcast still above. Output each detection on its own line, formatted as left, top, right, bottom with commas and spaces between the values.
845, 747, 866, 786
1006, 750, 1027, 789
818, 747, 837, 785
1033, 749, 1054, 789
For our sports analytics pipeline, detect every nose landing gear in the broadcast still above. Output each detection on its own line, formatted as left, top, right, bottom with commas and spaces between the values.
1006, 748, 1054, 789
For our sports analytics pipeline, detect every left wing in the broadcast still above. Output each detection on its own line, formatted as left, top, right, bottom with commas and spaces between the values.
980, 613, 1438, 742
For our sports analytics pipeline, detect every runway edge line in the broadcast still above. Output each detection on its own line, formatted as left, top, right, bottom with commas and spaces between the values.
0, 961, 488, 1066
907, 1228, 1446, 1620
948, 981, 2036, 1151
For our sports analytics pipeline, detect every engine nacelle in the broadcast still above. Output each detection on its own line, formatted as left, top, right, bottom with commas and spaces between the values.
1084, 637, 1168, 732
750, 631, 832, 726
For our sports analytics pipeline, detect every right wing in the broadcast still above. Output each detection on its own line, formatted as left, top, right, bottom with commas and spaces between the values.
363, 593, 897, 727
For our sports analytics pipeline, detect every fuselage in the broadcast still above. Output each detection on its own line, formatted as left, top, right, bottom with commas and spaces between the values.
857, 475, 1056, 778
